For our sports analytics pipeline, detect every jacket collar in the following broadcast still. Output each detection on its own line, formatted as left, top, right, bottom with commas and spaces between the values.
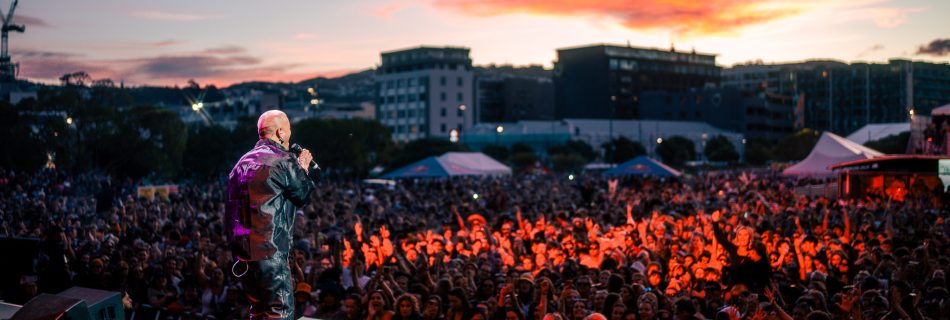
256, 138, 288, 153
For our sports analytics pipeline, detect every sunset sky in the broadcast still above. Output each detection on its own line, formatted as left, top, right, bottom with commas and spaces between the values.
11, 0, 950, 87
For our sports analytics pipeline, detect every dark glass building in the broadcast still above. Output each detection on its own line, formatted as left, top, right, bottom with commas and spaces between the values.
724, 59, 950, 135
554, 44, 721, 120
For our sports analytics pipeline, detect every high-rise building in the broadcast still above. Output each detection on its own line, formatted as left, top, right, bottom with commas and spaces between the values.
639, 87, 745, 133
376, 46, 475, 142
554, 44, 721, 120
476, 65, 555, 123
723, 59, 950, 135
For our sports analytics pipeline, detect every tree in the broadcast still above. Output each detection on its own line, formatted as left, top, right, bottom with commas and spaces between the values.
548, 140, 597, 162
183, 125, 241, 179
482, 145, 509, 163
601, 137, 646, 163
744, 138, 774, 165
0, 102, 46, 171
550, 153, 587, 172
655, 136, 695, 167
775, 129, 821, 162
293, 119, 396, 177
703, 135, 739, 162
509, 143, 538, 170
96, 106, 187, 179
547, 140, 596, 172
864, 132, 908, 154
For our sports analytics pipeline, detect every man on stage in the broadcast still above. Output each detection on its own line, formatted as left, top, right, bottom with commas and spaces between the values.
227, 110, 315, 319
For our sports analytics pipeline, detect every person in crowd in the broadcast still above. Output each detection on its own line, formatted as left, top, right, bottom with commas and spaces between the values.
4, 167, 950, 320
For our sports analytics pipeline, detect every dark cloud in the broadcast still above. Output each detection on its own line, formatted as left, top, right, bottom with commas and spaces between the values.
15, 47, 307, 86
916, 39, 950, 57
13, 51, 115, 81
204, 46, 245, 55
130, 55, 262, 79
13, 50, 81, 59
13, 15, 52, 28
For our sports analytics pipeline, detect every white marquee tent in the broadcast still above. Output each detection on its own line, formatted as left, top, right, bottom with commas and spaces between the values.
846, 123, 910, 145
783, 132, 884, 176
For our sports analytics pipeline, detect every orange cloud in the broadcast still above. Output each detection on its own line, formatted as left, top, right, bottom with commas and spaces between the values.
435, 0, 815, 36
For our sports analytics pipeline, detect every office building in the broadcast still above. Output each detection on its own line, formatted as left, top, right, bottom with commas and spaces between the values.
476, 65, 555, 122
376, 46, 475, 142
554, 44, 721, 120
723, 59, 950, 135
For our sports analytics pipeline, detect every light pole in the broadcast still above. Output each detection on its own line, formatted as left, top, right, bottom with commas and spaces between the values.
495, 125, 504, 145
609, 95, 616, 143
823, 70, 833, 132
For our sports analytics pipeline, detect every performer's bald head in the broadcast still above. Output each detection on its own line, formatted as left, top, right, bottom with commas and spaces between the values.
257, 110, 291, 147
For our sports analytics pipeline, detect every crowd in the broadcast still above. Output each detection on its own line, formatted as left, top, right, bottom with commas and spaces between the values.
1, 167, 949, 320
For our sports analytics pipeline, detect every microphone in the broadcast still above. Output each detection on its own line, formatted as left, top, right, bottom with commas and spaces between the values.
290, 143, 320, 171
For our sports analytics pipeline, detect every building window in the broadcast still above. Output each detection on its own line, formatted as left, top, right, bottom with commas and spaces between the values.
457, 77, 463, 86
441, 92, 446, 101
440, 123, 446, 133
441, 108, 446, 117
440, 76, 446, 86
457, 108, 463, 117
457, 92, 463, 102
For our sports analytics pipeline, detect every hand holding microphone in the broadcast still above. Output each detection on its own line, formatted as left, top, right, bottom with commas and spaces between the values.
290, 143, 320, 173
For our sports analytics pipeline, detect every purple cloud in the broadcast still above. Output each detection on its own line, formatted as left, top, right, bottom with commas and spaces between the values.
917, 39, 950, 57
13, 15, 52, 28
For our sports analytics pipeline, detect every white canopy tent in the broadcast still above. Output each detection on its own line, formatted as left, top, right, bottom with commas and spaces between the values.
383, 152, 512, 178
783, 132, 884, 176
931, 103, 950, 116
846, 123, 910, 145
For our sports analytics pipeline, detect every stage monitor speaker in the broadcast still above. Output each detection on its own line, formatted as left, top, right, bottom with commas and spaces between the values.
10, 287, 124, 320
10, 293, 89, 320
57, 287, 124, 320
0, 301, 23, 319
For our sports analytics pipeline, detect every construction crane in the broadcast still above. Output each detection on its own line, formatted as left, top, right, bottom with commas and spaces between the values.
0, 0, 24, 82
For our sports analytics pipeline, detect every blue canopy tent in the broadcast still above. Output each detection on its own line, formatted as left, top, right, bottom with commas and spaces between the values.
383, 152, 512, 179
603, 156, 682, 177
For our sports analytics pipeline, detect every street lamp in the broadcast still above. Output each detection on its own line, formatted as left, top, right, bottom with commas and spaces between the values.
65, 117, 73, 125
449, 129, 459, 143
191, 102, 203, 111
657, 137, 663, 144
